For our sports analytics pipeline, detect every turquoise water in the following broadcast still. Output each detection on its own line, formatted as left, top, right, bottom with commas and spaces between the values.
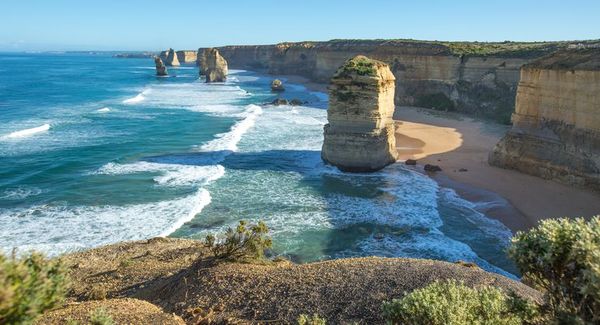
0, 53, 517, 277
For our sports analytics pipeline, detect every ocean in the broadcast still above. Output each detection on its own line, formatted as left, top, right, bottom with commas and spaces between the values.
0, 53, 517, 277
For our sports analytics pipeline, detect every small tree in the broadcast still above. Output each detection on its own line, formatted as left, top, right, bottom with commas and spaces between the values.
508, 216, 600, 323
0, 252, 69, 324
382, 280, 538, 325
205, 220, 272, 261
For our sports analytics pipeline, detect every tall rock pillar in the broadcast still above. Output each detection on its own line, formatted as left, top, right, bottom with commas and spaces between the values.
321, 55, 398, 172
204, 48, 228, 83
165, 48, 180, 66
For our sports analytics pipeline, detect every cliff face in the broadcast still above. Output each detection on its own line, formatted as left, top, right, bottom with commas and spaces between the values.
176, 50, 197, 64
489, 48, 600, 190
203, 40, 563, 122
321, 56, 397, 172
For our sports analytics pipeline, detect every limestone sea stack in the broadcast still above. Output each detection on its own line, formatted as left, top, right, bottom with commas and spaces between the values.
271, 79, 285, 91
165, 48, 180, 66
204, 48, 228, 83
197, 48, 207, 75
154, 56, 168, 76
489, 47, 600, 190
321, 56, 398, 172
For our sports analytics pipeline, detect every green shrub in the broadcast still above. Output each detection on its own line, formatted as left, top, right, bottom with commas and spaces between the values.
339, 56, 376, 76
205, 220, 273, 261
298, 313, 326, 325
508, 217, 600, 323
382, 280, 538, 325
89, 307, 114, 325
0, 252, 69, 324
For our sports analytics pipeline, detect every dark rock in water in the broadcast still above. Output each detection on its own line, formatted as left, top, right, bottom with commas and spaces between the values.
405, 159, 417, 166
271, 79, 285, 92
424, 164, 442, 172
154, 56, 168, 76
271, 98, 289, 106
458, 168, 468, 172
289, 99, 304, 106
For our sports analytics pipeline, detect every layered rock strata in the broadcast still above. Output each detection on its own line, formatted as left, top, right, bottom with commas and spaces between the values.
489, 48, 600, 190
175, 50, 197, 64
154, 56, 168, 76
203, 48, 228, 83
197, 40, 574, 122
322, 56, 398, 172
165, 48, 180, 66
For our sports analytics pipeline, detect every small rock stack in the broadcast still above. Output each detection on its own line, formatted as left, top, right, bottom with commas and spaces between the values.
203, 48, 228, 83
321, 56, 398, 172
165, 48, 180, 66
154, 56, 168, 76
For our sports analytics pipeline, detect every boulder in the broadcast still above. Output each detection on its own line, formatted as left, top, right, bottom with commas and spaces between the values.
154, 56, 168, 76
321, 56, 398, 172
271, 79, 285, 92
424, 164, 442, 172
165, 48, 180, 66
204, 48, 228, 83
289, 98, 304, 106
271, 98, 289, 106
405, 159, 417, 166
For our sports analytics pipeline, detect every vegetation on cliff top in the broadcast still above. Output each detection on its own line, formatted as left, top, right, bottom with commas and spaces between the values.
336, 56, 378, 76
0, 252, 69, 324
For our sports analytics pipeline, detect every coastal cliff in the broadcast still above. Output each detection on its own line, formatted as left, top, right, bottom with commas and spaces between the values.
321, 56, 397, 172
204, 40, 568, 122
489, 48, 600, 190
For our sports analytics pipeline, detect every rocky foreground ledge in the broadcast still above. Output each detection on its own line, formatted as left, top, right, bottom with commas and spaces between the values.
36, 238, 540, 324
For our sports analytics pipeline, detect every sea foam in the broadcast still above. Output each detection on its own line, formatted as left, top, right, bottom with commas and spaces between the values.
4, 124, 50, 139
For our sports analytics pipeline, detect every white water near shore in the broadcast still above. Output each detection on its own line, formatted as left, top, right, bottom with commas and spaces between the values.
3, 123, 50, 139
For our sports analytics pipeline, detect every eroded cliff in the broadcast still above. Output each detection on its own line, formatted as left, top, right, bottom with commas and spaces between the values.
203, 48, 228, 83
489, 48, 600, 190
203, 40, 568, 122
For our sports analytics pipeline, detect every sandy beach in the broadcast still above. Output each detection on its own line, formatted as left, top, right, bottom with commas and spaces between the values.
394, 106, 600, 231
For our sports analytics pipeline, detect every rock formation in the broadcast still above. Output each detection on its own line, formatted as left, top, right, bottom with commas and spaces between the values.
321, 56, 398, 172
154, 56, 168, 76
202, 40, 577, 122
203, 48, 228, 83
271, 79, 285, 91
165, 48, 180, 66
175, 50, 197, 64
489, 48, 600, 190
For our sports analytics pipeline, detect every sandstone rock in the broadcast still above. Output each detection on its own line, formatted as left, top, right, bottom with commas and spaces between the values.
271, 79, 285, 91
175, 50, 197, 64
165, 48, 180, 66
197, 48, 208, 75
424, 164, 442, 172
154, 56, 168, 76
321, 56, 398, 172
203, 48, 228, 83
489, 48, 600, 191
405, 159, 417, 165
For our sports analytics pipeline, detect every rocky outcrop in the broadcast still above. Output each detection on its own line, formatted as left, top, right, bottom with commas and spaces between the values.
165, 48, 180, 66
154, 56, 168, 76
197, 48, 207, 75
203, 48, 228, 83
271, 79, 285, 91
321, 56, 398, 172
201, 40, 572, 122
175, 50, 197, 64
489, 48, 600, 190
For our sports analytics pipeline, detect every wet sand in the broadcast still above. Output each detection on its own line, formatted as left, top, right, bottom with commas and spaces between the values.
394, 106, 600, 232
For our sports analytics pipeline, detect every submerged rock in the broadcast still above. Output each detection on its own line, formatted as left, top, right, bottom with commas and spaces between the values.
321, 55, 398, 172
289, 98, 304, 106
204, 48, 228, 83
154, 56, 168, 76
405, 159, 417, 166
271, 79, 285, 92
165, 48, 180, 66
271, 98, 289, 106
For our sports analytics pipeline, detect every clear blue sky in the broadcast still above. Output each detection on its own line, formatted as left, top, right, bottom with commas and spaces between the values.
2, 0, 599, 51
